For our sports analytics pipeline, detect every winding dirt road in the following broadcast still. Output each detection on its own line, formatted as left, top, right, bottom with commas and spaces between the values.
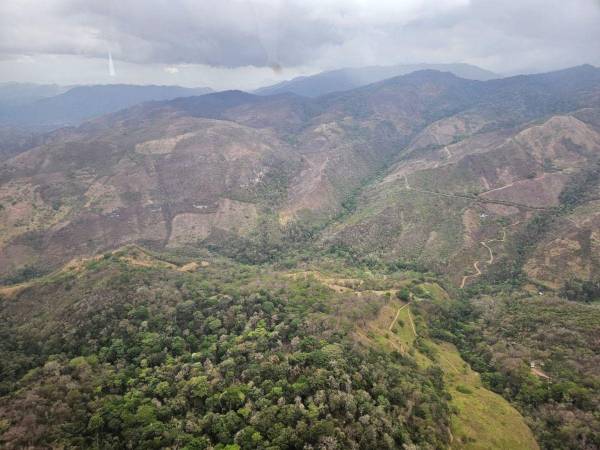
481, 241, 494, 264
460, 261, 482, 289
398, 177, 533, 288
460, 223, 514, 288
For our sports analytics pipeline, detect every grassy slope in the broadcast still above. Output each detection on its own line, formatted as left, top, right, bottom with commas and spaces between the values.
357, 283, 538, 450
435, 341, 539, 450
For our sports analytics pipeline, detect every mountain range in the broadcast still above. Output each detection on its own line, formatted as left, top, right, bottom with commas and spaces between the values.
0, 64, 599, 449
0, 84, 213, 131
0, 82, 70, 108
254, 63, 499, 97
0, 65, 598, 288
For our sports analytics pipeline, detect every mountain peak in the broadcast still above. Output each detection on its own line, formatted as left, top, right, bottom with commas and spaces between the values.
254, 63, 497, 98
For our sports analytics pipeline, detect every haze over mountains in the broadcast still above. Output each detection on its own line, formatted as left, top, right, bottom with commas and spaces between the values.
0, 63, 599, 449
254, 63, 499, 97
0, 84, 213, 160
0, 63, 496, 132
0, 64, 496, 160
0, 84, 213, 131
0, 83, 70, 108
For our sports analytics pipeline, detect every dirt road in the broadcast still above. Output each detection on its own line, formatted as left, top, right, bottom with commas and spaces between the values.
460, 261, 482, 289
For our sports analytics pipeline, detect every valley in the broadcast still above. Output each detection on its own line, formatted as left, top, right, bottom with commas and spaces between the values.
0, 65, 599, 449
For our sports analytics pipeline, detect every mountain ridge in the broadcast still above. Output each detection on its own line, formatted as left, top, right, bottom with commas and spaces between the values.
0, 83, 214, 131
0, 65, 599, 286
0, 64, 599, 450
254, 62, 499, 97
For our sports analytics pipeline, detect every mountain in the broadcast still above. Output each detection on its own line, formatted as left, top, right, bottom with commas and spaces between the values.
0, 66, 599, 284
0, 126, 45, 161
1, 65, 599, 449
0, 84, 213, 131
326, 65, 600, 287
0, 82, 69, 108
254, 63, 499, 97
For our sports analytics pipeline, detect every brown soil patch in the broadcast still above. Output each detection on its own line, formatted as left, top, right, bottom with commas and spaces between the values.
480, 173, 568, 208
135, 132, 196, 155
169, 198, 258, 247
178, 262, 199, 272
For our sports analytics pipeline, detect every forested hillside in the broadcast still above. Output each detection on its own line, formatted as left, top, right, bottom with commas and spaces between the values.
0, 250, 455, 449
0, 66, 599, 449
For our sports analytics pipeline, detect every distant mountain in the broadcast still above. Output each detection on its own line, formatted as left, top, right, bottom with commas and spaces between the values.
0, 82, 69, 108
0, 126, 44, 161
0, 84, 213, 131
1, 65, 599, 284
254, 63, 498, 97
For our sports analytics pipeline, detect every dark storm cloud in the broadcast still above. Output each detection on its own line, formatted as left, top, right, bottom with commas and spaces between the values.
0, 0, 599, 83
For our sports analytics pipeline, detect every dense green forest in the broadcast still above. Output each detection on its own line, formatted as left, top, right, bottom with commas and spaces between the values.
0, 217, 599, 450
0, 240, 598, 449
0, 254, 451, 449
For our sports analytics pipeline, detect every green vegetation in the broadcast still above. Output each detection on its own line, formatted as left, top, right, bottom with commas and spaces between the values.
3, 230, 595, 449
434, 341, 538, 450
425, 294, 600, 450
356, 288, 538, 450
1, 72, 600, 450
0, 264, 49, 285
560, 278, 600, 303
0, 255, 452, 449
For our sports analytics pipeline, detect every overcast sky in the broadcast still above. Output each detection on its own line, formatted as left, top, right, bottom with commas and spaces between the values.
1, 0, 599, 90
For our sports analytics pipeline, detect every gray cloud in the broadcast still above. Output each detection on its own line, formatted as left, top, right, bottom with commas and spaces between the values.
0, 0, 599, 87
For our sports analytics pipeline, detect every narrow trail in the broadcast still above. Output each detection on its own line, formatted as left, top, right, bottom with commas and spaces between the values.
531, 366, 551, 380
356, 328, 405, 353
460, 233, 500, 288
566, 217, 582, 230
460, 221, 517, 288
443, 146, 452, 159
440, 353, 460, 374
402, 182, 550, 211
480, 173, 548, 196
407, 307, 417, 336
485, 228, 507, 244
480, 176, 491, 190
388, 303, 409, 331
388, 303, 417, 338
480, 181, 517, 195
498, 229, 507, 241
